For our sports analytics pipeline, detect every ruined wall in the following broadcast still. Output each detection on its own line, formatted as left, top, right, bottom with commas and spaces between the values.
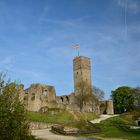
19, 83, 113, 115
106, 100, 114, 115
99, 100, 114, 115
19, 83, 56, 112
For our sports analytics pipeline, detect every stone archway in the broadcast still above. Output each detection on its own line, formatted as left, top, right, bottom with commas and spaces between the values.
61, 97, 63, 102
100, 103, 106, 114
66, 96, 69, 102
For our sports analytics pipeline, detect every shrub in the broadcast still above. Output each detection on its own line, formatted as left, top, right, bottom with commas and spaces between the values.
0, 81, 30, 140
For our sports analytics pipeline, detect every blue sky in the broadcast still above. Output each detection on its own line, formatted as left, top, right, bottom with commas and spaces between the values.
0, 0, 140, 99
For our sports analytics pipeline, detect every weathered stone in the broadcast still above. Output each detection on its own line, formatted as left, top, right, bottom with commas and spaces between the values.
73, 56, 91, 94
106, 100, 114, 115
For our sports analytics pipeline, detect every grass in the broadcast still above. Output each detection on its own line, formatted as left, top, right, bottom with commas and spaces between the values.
27, 110, 75, 124
27, 110, 140, 140
93, 116, 140, 140
27, 110, 98, 124
74, 111, 99, 121
120, 111, 140, 122
27, 110, 99, 131
70, 113, 140, 140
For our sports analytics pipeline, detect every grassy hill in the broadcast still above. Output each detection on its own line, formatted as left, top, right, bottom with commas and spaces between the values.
27, 110, 140, 140
93, 113, 140, 140
27, 110, 99, 124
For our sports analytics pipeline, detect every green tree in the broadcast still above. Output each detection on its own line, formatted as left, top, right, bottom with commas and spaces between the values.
0, 73, 31, 140
111, 86, 135, 114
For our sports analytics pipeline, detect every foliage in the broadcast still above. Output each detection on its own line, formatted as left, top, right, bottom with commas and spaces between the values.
111, 86, 135, 114
0, 73, 31, 140
93, 86, 105, 100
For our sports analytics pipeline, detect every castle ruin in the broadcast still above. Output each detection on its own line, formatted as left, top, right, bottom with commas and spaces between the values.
19, 56, 114, 114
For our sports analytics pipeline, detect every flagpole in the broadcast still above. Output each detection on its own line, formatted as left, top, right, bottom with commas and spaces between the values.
78, 49, 79, 56
72, 44, 80, 57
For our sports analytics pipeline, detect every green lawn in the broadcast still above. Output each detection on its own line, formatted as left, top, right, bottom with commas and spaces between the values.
27, 111, 140, 140
27, 111, 75, 124
27, 110, 98, 124
93, 116, 140, 140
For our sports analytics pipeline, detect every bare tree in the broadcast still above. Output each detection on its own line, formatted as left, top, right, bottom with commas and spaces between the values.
75, 81, 97, 112
93, 86, 105, 100
134, 87, 140, 110
0, 72, 6, 94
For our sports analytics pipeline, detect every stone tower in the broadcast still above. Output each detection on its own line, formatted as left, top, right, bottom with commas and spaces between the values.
73, 56, 92, 93
106, 100, 114, 115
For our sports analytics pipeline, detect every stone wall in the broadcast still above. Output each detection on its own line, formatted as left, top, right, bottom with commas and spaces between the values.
99, 100, 114, 115
30, 122, 57, 130
19, 83, 114, 115
19, 83, 57, 112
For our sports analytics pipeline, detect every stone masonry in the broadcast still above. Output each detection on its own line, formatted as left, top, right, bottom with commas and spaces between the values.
73, 56, 91, 93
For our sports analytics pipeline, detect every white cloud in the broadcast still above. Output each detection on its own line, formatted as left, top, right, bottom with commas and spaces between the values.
0, 56, 15, 70
117, 0, 140, 14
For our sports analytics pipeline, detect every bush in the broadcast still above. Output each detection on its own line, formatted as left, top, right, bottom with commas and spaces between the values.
0, 82, 30, 140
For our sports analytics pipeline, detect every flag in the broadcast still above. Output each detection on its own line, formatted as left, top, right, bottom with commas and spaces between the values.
72, 44, 80, 49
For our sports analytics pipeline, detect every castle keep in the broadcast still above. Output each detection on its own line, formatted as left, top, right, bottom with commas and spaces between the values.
73, 56, 91, 93
19, 56, 114, 114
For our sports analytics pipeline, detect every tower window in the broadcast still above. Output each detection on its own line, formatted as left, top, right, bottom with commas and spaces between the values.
77, 72, 78, 75
43, 90, 48, 95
